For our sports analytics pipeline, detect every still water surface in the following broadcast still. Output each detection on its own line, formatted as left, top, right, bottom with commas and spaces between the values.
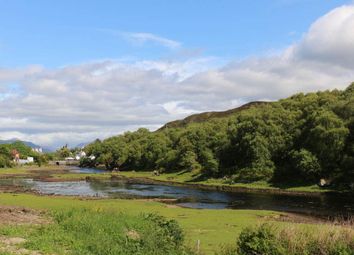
1, 167, 353, 217
22, 172, 354, 217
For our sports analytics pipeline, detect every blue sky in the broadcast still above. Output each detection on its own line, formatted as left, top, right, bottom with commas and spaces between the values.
0, 0, 350, 67
0, 1, 354, 148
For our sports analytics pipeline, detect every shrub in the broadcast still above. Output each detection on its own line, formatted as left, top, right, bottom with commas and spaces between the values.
237, 224, 283, 255
144, 213, 184, 247
0, 155, 12, 168
221, 223, 354, 255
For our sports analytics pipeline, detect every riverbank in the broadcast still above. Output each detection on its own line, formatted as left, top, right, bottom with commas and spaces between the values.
0, 166, 343, 196
0, 193, 352, 254
108, 172, 332, 197
0, 192, 279, 254
0, 166, 353, 254
96, 169, 341, 196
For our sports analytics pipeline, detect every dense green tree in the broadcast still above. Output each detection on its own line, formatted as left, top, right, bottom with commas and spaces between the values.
81, 84, 354, 189
57, 145, 71, 159
179, 150, 201, 171
289, 149, 321, 181
199, 149, 219, 176
304, 110, 349, 175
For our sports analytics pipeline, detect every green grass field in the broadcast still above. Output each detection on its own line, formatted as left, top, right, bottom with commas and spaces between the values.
0, 193, 280, 254
0, 208, 193, 255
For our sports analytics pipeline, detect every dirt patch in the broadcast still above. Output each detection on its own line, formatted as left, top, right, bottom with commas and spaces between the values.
137, 198, 178, 203
0, 207, 53, 254
165, 204, 179, 208
0, 174, 34, 179
0, 185, 32, 194
0, 236, 43, 255
0, 206, 50, 225
33, 176, 84, 182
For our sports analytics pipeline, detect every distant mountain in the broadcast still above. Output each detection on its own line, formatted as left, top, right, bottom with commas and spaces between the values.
159, 101, 267, 130
0, 138, 41, 148
0, 138, 54, 152
75, 142, 89, 149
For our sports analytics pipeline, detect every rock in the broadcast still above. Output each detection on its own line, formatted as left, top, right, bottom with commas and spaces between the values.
349, 182, 354, 190
126, 230, 140, 240
319, 178, 331, 187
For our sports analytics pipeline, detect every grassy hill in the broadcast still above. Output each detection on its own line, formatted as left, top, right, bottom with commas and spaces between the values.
159, 101, 267, 130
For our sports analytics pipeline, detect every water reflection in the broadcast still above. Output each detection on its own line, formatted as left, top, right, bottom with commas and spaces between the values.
23, 179, 354, 217
69, 167, 107, 174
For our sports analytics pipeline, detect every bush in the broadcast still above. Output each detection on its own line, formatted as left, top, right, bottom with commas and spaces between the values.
144, 213, 185, 247
0, 155, 12, 168
237, 224, 283, 255
220, 223, 354, 255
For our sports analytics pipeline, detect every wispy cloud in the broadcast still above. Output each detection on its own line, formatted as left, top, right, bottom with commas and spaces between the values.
100, 28, 181, 49
122, 32, 181, 49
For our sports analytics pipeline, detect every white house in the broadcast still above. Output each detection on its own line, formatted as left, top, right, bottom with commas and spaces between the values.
75, 151, 87, 160
65, 157, 75, 162
32, 147, 43, 153
18, 157, 35, 165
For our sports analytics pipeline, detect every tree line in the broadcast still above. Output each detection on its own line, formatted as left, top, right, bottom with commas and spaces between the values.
82, 84, 354, 188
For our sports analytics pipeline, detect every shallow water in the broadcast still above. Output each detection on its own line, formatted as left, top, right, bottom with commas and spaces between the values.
22, 177, 354, 217
69, 167, 107, 174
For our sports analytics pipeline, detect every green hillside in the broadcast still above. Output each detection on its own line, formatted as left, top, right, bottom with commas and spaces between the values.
82, 83, 354, 189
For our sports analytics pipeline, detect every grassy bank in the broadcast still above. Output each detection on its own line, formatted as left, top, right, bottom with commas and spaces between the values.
0, 193, 279, 254
51, 169, 333, 194
0, 166, 352, 254
0, 209, 193, 255
113, 170, 333, 194
0, 194, 352, 254
0, 166, 334, 194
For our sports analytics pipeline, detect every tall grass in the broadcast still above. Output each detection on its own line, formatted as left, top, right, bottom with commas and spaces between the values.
18, 209, 194, 255
218, 222, 354, 255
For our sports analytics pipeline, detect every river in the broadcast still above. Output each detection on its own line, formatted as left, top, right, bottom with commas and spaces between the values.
2, 167, 354, 218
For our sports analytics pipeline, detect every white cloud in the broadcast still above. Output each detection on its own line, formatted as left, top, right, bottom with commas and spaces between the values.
162, 101, 198, 115
121, 32, 181, 49
292, 5, 354, 68
1, 4, 354, 148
